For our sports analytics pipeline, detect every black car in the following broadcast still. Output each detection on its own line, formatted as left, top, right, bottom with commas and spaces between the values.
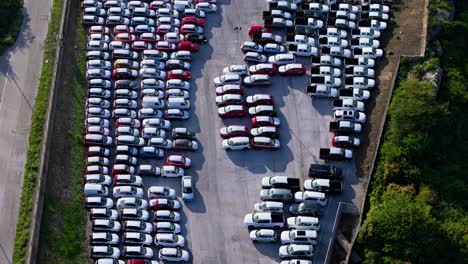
288, 25, 316, 37
171, 127, 196, 139
185, 33, 207, 44
115, 80, 138, 90
289, 202, 323, 216
173, 139, 198, 151
308, 164, 342, 179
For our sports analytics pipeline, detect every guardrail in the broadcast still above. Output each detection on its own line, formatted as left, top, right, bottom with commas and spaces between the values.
26, 0, 71, 262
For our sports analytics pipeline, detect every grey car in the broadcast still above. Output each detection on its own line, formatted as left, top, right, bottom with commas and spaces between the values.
260, 188, 293, 202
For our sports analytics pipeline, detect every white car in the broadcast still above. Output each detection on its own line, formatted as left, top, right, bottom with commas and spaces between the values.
181, 176, 194, 201
147, 186, 177, 199
159, 248, 190, 263
166, 79, 190, 90
223, 65, 248, 75
280, 260, 313, 264
85, 197, 113, 209
95, 259, 125, 264
122, 232, 153, 246
161, 165, 184, 177
124, 220, 153, 234
123, 246, 153, 259
91, 246, 120, 259
155, 233, 185, 247
249, 229, 277, 242
334, 110, 366, 123
287, 216, 320, 231
89, 208, 118, 220
268, 53, 296, 65
87, 60, 111, 70
153, 210, 181, 222
120, 208, 150, 221
213, 74, 242, 86
196, 2, 217, 13
222, 137, 250, 150
164, 32, 185, 43
113, 186, 144, 198
116, 197, 148, 209
85, 174, 112, 186
92, 219, 122, 232
281, 230, 318, 245
154, 222, 181, 234
278, 244, 313, 259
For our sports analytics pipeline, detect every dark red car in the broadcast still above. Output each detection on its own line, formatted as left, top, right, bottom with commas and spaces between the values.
115, 33, 137, 44
246, 94, 274, 106
155, 41, 177, 52
250, 136, 280, 150
249, 63, 277, 75
89, 26, 110, 35
279, 63, 306, 76
166, 155, 191, 168
168, 69, 191, 80
251, 116, 280, 127
113, 25, 134, 35
218, 105, 247, 118
112, 68, 138, 79
139, 32, 159, 44
182, 16, 206, 26
219, 125, 249, 139
156, 24, 177, 35
149, 198, 180, 211
131, 41, 152, 52
178, 41, 199, 52
248, 25, 270, 36
331, 135, 360, 148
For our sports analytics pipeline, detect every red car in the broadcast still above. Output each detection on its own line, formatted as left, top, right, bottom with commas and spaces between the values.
131, 41, 152, 52
250, 136, 280, 150
149, 198, 180, 211
248, 25, 270, 36
156, 24, 178, 35
155, 41, 177, 52
168, 69, 191, 80
219, 125, 249, 139
89, 26, 110, 35
251, 116, 280, 127
113, 25, 134, 35
115, 33, 137, 44
112, 68, 138, 79
139, 32, 160, 44
182, 16, 206, 26
166, 155, 191, 168
178, 41, 199, 52
246, 94, 274, 106
278, 63, 306, 75
218, 105, 247, 118
332, 135, 360, 148
249, 63, 277, 75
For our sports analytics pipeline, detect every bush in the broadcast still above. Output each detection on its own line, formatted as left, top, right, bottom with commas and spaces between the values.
0, 0, 23, 53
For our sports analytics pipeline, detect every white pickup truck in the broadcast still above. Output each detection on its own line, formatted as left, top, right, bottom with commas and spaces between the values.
338, 88, 371, 100
286, 34, 315, 46
310, 66, 341, 77
332, 98, 365, 111
344, 66, 375, 77
244, 212, 285, 229
288, 44, 318, 57
311, 55, 342, 67
344, 77, 375, 89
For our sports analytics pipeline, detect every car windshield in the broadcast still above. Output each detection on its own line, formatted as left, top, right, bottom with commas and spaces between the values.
287, 246, 295, 254
183, 187, 192, 193
252, 214, 260, 222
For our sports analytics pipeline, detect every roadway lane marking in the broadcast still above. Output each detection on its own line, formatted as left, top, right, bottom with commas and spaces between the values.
0, 74, 8, 105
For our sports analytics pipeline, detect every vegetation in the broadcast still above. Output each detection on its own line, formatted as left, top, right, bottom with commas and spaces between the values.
38, 14, 88, 263
12, 0, 64, 263
358, 1, 468, 263
0, 0, 24, 53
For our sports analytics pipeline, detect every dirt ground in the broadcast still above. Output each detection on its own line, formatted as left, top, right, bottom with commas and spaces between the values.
37, 0, 81, 262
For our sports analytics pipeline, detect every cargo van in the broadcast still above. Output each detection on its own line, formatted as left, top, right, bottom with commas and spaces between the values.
142, 97, 164, 109
84, 183, 109, 197
167, 97, 190, 109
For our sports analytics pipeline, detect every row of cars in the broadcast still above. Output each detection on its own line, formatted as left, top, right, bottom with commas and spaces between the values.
81, 0, 218, 262
243, 164, 343, 261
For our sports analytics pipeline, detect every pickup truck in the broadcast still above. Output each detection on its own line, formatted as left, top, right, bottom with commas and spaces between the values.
353, 47, 384, 58
307, 84, 338, 99
244, 212, 285, 229
286, 34, 315, 45
358, 19, 387, 30
328, 10, 357, 21
318, 36, 348, 48
319, 147, 353, 161
332, 99, 365, 111
328, 18, 356, 30
295, 10, 324, 19
350, 38, 380, 48
361, 4, 390, 13
311, 55, 342, 67
304, 179, 343, 193
251, 32, 283, 44
263, 10, 292, 19
329, 121, 362, 134
361, 11, 389, 21
264, 17, 294, 29
294, 17, 324, 29
269, 1, 298, 12
344, 66, 375, 77
338, 88, 370, 100
344, 76, 375, 89
302, 2, 330, 13
288, 44, 318, 57
310, 76, 342, 87
310, 66, 341, 77
308, 163, 343, 180
321, 46, 351, 58
344, 57, 375, 67
287, 25, 317, 37
351, 27, 381, 39
261, 176, 301, 192
318, 27, 347, 38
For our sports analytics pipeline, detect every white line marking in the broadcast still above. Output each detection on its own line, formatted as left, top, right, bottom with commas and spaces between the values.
0, 74, 8, 104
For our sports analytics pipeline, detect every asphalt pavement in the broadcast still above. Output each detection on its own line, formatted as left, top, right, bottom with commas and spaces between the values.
0, 0, 52, 262
142, 0, 362, 263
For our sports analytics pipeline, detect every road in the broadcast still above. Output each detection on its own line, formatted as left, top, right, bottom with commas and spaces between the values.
142, 0, 362, 263
0, 0, 52, 262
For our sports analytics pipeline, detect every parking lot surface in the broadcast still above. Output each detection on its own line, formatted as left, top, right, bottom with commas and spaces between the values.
142, 0, 358, 263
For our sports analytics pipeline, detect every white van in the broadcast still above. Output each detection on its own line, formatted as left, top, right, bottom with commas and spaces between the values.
173, 1, 193, 12
142, 97, 164, 109
167, 97, 190, 109
84, 183, 109, 197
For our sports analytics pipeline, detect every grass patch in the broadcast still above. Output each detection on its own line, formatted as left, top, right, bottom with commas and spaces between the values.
0, 0, 24, 54
37, 13, 88, 264
12, 0, 64, 263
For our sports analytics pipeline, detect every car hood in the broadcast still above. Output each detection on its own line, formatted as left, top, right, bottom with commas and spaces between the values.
261, 177, 272, 187
278, 245, 289, 257
243, 214, 254, 225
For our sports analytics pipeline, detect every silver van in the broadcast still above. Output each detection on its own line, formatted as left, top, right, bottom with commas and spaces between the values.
84, 183, 109, 197
167, 97, 190, 109
142, 96, 164, 109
